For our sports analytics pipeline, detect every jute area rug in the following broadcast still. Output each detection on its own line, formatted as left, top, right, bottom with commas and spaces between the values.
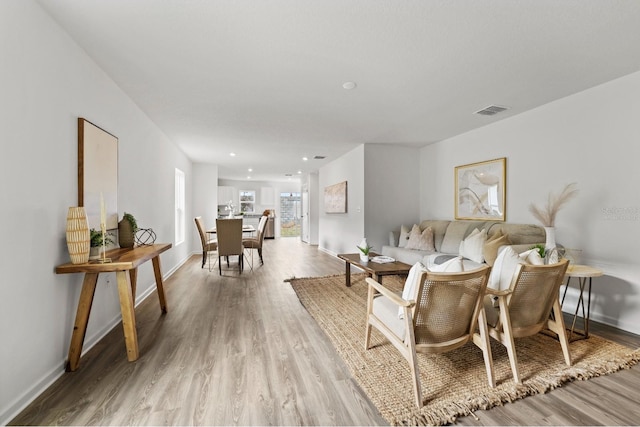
287, 273, 640, 426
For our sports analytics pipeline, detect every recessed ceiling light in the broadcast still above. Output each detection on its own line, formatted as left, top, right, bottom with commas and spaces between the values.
302, 157, 308, 161
247, 176, 251, 179
248, 168, 253, 172
229, 152, 236, 157
297, 170, 302, 174
342, 81, 357, 90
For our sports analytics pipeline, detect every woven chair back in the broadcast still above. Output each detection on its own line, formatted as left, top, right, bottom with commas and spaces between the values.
507, 259, 569, 334
413, 266, 490, 349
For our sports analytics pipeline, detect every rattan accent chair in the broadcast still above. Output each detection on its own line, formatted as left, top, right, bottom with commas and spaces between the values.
216, 218, 244, 274
365, 266, 495, 408
242, 215, 268, 266
194, 216, 217, 270
484, 258, 571, 384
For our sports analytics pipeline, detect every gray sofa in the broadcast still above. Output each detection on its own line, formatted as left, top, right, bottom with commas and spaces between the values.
382, 220, 546, 269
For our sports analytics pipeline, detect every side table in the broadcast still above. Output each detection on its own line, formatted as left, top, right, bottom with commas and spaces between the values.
561, 264, 604, 341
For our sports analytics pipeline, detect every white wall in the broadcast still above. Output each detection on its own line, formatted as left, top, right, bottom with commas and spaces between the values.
193, 162, 219, 248
364, 144, 421, 252
421, 70, 640, 334
0, 1, 192, 423
318, 145, 365, 255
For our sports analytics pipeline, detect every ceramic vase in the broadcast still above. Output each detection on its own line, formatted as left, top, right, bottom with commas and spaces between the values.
544, 226, 556, 251
360, 254, 369, 263
118, 218, 135, 248
66, 207, 90, 264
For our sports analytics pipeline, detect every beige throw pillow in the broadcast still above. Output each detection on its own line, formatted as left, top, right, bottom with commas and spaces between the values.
405, 225, 435, 251
483, 230, 511, 266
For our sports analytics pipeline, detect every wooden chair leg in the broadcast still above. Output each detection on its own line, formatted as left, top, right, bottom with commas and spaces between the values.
405, 327, 423, 407
202, 251, 206, 268
498, 297, 521, 384
474, 308, 496, 388
258, 248, 263, 264
219, 256, 222, 275
549, 299, 572, 366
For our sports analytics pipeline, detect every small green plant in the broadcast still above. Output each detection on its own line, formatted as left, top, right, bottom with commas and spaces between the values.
357, 243, 373, 255
530, 244, 546, 258
90, 228, 114, 247
123, 212, 138, 233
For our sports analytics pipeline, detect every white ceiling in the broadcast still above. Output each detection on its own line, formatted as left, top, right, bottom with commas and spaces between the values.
36, 0, 640, 182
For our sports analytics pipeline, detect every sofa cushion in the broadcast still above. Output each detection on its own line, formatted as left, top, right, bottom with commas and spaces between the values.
440, 221, 471, 254
381, 246, 434, 265
406, 225, 435, 251
459, 228, 487, 264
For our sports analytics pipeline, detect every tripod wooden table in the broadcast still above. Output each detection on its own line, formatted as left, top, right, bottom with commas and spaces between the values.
55, 243, 172, 371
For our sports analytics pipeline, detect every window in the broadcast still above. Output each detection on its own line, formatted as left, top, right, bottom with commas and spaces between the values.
175, 168, 185, 245
239, 190, 255, 213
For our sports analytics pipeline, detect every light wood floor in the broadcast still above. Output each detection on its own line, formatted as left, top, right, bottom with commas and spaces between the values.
11, 238, 640, 426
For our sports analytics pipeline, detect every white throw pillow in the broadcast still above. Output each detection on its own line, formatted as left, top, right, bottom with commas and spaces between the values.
488, 247, 545, 292
428, 255, 464, 273
487, 246, 521, 291
398, 224, 411, 248
459, 228, 487, 264
519, 248, 545, 265
405, 225, 435, 251
399, 261, 428, 318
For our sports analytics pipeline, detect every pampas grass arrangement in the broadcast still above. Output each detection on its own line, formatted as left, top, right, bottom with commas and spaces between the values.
529, 183, 579, 227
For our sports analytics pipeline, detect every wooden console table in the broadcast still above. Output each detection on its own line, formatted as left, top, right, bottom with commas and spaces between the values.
55, 243, 172, 371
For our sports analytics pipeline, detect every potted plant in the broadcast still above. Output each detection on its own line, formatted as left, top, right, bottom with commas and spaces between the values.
357, 239, 373, 263
118, 212, 138, 248
90, 228, 114, 259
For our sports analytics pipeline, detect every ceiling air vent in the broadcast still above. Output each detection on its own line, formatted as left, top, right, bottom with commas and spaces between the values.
474, 105, 509, 116
313, 155, 326, 160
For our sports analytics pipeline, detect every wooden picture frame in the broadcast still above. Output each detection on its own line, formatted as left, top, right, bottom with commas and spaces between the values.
78, 118, 119, 230
324, 181, 348, 213
455, 157, 506, 221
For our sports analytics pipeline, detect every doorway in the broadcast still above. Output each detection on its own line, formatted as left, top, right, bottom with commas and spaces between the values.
280, 192, 301, 237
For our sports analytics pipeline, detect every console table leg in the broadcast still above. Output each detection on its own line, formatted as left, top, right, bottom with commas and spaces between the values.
116, 270, 139, 362
129, 268, 138, 307
66, 273, 99, 372
152, 256, 168, 313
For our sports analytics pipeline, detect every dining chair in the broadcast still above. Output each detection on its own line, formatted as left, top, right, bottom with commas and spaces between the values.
365, 265, 494, 408
216, 218, 244, 275
242, 215, 268, 268
484, 258, 571, 384
194, 216, 217, 271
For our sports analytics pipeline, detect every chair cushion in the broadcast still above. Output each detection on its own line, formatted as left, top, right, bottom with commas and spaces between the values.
428, 255, 464, 272
242, 237, 260, 248
373, 294, 406, 339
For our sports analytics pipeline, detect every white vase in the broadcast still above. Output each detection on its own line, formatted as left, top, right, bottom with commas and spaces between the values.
544, 226, 556, 250
66, 207, 90, 264
360, 254, 369, 263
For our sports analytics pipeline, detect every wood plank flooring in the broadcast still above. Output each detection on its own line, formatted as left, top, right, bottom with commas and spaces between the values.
10, 238, 640, 426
